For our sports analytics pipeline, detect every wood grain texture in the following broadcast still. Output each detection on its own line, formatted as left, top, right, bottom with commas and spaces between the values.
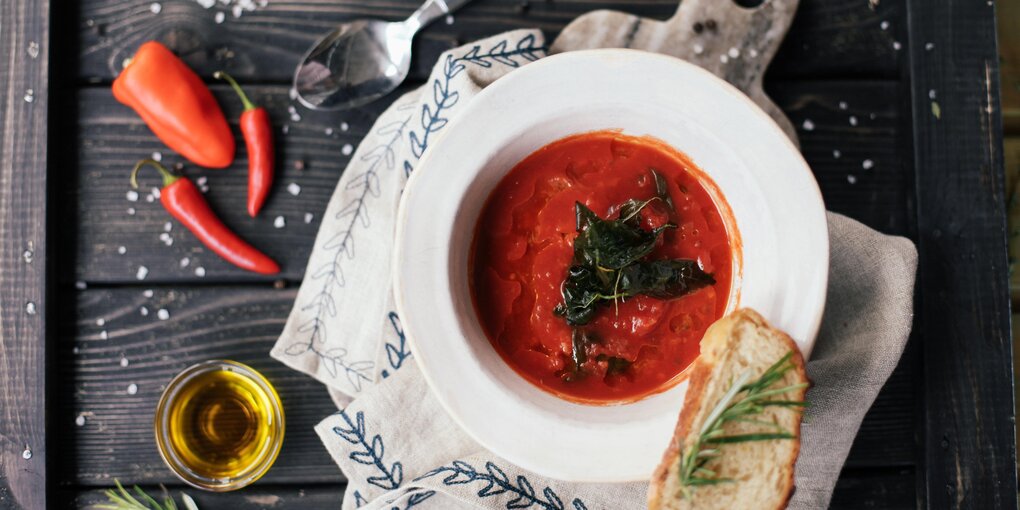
65, 80, 910, 284
75, 0, 901, 84
0, 0, 49, 509
54, 287, 344, 486
61, 467, 915, 509
906, 0, 1018, 507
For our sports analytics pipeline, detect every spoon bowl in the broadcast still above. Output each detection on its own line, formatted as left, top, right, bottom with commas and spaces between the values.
294, 0, 472, 111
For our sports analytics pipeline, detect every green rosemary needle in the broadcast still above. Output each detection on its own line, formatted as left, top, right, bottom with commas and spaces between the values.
92, 480, 198, 510
677, 351, 808, 498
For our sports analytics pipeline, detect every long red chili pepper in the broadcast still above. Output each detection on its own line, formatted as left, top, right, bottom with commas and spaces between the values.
113, 42, 235, 169
215, 71, 275, 217
131, 159, 280, 275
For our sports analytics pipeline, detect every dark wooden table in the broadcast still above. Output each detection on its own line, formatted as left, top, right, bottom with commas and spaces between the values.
0, 1, 1015, 508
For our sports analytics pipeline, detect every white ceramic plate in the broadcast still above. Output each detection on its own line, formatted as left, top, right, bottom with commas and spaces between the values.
393, 49, 828, 482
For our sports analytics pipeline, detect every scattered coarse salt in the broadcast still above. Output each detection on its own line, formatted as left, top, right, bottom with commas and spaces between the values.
96, 318, 106, 326
925, 42, 935, 51
340, 121, 350, 132
801, 119, 815, 131
215, 11, 226, 23
24, 89, 34, 103
833, 149, 842, 159
163, 221, 172, 232
127, 207, 136, 215
196, 0, 216, 7
121, 357, 129, 367
341, 144, 354, 156
195, 266, 206, 277
25, 302, 36, 315
445, 14, 454, 24
180, 257, 191, 268
117, 246, 126, 255
152, 187, 161, 199
150, 2, 162, 14
146, 194, 156, 202
281, 125, 290, 134
151, 151, 162, 161
73, 346, 80, 354
880, 20, 889, 30
928, 89, 937, 100
287, 182, 301, 196
325, 127, 334, 136
727, 47, 740, 59
143, 289, 154, 298
693, 43, 704, 55
157, 308, 170, 320
99, 330, 108, 340
288, 87, 298, 100
196, 176, 208, 186
719, 54, 729, 64
847, 175, 858, 184
75, 281, 88, 290
862, 159, 875, 170
849, 116, 858, 127
27, 42, 40, 59
274, 216, 286, 228
140, 306, 149, 316
75, 414, 86, 426
232, 5, 243, 17
126, 190, 139, 202
748, 48, 758, 58
127, 383, 138, 395
290, 112, 302, 122
23, 249, 33, 263
159, 232, 173, 246
839, 101, 848, 110
22, 447, 32, 460
304, 212, 314, 224
892, 41, 902, 51
136, 266, 149, 280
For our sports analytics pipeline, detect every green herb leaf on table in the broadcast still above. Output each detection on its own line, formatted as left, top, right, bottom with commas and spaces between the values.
677, 352, 808, 498
92, 480, 198, 510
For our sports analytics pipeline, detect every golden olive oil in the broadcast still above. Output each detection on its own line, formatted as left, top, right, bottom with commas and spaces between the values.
156, 361, 283, 490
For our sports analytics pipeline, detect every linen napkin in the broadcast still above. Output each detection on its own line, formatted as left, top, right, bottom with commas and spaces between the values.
272, 30, 918, 510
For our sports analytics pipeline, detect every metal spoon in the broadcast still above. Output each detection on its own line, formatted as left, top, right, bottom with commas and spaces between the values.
294, 0, 473, 111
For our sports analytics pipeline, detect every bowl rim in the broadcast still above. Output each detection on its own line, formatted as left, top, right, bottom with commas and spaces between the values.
393, 48, 828, 482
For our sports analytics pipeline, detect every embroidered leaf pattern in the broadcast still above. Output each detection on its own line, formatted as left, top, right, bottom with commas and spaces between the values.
334, 410, 404, 490
418, 460, 587, 510
383, 311, 413, 377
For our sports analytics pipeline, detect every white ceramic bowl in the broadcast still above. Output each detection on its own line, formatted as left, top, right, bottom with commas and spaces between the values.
393, 49, 828, 482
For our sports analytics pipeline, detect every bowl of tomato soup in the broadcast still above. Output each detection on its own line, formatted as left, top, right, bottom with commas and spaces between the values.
393, 49, 828, 482
471, 131, 736, 404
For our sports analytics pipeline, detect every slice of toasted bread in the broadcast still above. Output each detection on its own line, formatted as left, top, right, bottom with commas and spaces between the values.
648, 308, 808, 510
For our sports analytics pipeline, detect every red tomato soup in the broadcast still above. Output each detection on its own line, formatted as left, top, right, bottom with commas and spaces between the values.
470, 131, 735, 404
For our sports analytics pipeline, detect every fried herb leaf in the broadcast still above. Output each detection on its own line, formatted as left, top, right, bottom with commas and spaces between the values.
555, 202, 714, 326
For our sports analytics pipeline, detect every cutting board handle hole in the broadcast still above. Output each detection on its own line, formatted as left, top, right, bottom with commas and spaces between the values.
731, 0, 766, 9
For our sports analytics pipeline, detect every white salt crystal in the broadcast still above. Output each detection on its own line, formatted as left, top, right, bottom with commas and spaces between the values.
127, 383, 138, 395
304, 212, 314, 224
287, 182, 301, 196
157, 308, 170, 320
126, 190, 139, 202
862, 159, 875, 170
274, 216, 286, 228
341, 144, 353, 156
136, 266, 148, 280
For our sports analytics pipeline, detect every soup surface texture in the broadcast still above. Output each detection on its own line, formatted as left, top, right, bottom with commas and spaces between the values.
471, 131, 734, 403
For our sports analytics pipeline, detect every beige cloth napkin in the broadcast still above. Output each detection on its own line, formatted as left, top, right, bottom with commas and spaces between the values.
272, 30, 918, 510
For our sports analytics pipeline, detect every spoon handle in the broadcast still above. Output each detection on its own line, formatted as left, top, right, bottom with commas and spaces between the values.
405, 0, 473, 33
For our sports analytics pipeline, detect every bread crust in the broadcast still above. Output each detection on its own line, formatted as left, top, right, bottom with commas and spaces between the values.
647, 309, 808, 510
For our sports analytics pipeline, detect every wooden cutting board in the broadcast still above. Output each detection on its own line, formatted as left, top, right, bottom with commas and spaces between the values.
552, 0, 800, 145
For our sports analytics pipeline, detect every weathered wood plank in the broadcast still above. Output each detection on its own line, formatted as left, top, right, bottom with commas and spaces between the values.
66, 80, 909, 284
55, 287, 344, 486
62, 468, 914, 509
906, 0, 1018, 507
66, 485, 344, 509
56, 284, 913, 487
0, 1, 50, 509
75, 0, 902, 84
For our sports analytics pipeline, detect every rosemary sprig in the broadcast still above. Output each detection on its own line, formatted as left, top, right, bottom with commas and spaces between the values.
92, 480, 199, 510
677, 351, 808, 498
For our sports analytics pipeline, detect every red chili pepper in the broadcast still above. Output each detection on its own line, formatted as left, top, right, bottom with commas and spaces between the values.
113, 42, 235, 169
131, 159, 280, 275
215, 71, 275, 217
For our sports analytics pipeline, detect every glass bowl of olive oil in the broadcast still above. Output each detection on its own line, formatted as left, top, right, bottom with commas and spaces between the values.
155, 360, 284, 491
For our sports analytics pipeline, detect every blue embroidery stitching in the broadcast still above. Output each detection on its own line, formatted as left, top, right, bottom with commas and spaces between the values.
391, 490, 436, 510
334, 410, 405, 490
354, 490, 368, 508
408, 34, 545, 160
285, 109, 414, 391
383, 311, 413, 377
418, 460, 588, 510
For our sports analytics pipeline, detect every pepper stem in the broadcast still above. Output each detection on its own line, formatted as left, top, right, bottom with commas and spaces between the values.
214, 71, 256, 111
131, 159, 180, 189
